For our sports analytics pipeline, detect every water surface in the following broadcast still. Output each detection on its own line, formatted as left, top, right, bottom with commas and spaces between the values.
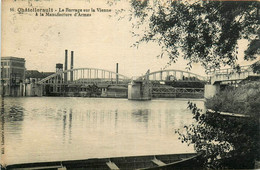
1, 97, 204, 165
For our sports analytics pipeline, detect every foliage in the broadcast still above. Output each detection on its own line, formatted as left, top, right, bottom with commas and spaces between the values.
251, 60, 260, 74
176, 82, 260, 168
176, 102, 259, 169
86, 84, 101, 97
205, 82, 260, 117
129, 0, 260, 70
127, 1, 260, 168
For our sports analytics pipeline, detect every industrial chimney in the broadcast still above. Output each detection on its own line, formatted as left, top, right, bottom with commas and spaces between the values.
116, 63, 119, 84
64, 49, 68, 82
70, 51, 74, 81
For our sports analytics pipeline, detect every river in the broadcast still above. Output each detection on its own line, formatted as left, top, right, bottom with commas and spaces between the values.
0, 97, 204, 165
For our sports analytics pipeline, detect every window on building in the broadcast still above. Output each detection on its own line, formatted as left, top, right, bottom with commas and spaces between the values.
1, 62, 8, 66
11, 62, 25, 67
2, 68, 9, 78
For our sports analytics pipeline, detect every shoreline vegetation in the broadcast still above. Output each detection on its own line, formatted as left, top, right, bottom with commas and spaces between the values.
177, 81, 260, 169
205, 81, 260, 117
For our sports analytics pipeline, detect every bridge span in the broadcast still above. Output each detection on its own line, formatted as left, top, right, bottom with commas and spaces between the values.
37, 67, 130, 85
33, 67, 131, 97
32, 63, 259, 99
205, 64, 260, 98
207, 65, 258, 85
128, 69, 207, 100
138, 69, 207, 82
34, 68, 207, 98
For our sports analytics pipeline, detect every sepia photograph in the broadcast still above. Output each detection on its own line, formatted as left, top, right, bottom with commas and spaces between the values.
0, 0, 260, 169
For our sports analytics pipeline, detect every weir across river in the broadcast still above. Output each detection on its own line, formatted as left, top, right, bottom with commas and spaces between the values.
31, 67, 208, 99
1, 51, 258, 99
30, 62, 259, 100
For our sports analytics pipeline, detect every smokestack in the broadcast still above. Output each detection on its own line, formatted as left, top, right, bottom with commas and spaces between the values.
70, 51, 74, 81
116, 63, 118, 84
64, 49, 68, 82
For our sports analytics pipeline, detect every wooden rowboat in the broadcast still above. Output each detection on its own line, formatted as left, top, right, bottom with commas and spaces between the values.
3, 152, 203, 170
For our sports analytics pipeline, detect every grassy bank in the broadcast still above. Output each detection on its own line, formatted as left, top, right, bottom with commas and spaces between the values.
205, 81, 260, 117
176, 81, 260, 169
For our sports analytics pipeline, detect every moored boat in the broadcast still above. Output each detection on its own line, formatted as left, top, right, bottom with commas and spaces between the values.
3, 152, 203, 170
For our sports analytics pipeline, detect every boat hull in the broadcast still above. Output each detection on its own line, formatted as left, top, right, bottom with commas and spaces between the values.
3, 153, 203, 170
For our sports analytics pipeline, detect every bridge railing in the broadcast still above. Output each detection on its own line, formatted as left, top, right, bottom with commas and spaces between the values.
208, 65, 257, 84
131, 76, 144, 81
206, 65, 252, 76
37, 68, 131, 85
137, 69, 208, 82
152, 86, 204, 94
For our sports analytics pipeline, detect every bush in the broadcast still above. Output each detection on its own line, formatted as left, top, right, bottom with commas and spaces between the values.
205, 82, 260, 117
176, 82, 260, 168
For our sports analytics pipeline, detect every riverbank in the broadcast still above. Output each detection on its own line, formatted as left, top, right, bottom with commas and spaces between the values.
177, 81, 260, 169
205, 81, 260, 117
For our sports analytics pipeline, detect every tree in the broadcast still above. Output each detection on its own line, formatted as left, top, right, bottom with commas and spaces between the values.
175, 102, 259, 169
86, 84, 101, 97
175, 82, 260, 169
129, 0, 260, 70
251, 60, 260, 73
127, 1, 260, 168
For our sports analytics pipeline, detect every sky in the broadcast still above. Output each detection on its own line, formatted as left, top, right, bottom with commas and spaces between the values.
1, 0, 257, 77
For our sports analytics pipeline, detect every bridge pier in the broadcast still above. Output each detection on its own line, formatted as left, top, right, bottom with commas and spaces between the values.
128, 81, 152, 100
101, 88, 107, 97
22, 83, 43, 96
204, 84, 220, 99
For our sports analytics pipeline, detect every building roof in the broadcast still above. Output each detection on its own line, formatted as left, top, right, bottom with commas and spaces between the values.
25, 70, 43, 79
108, 85, 127, 90
1, 56, 25, 61
25, 70, 55, 79
41, 72, 55, 77
97, 84, 109, 88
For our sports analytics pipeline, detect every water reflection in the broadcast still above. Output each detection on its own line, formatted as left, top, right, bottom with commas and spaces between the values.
62, 110, 67, 143
2, 97, 204, 165
61, 109, 73, 144
114, 109, 118, 129
2, 102, 24, 137
6, 106, 24, 122
69, 109, 72, 143
131, 109, 150, 131
131, 109, 150, 123
1, 97, 5, 165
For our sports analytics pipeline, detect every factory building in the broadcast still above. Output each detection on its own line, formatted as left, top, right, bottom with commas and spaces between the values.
0, 57, 26, 96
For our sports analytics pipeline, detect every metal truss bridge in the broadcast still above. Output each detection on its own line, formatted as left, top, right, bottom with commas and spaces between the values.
207, 64, 259, 85
37, 68, 208, 85
138, 69, 207, 82
37, 67, 131, 85
34, 62, 259, 97
152, 86, 204, 97
36, 68, 207, 96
